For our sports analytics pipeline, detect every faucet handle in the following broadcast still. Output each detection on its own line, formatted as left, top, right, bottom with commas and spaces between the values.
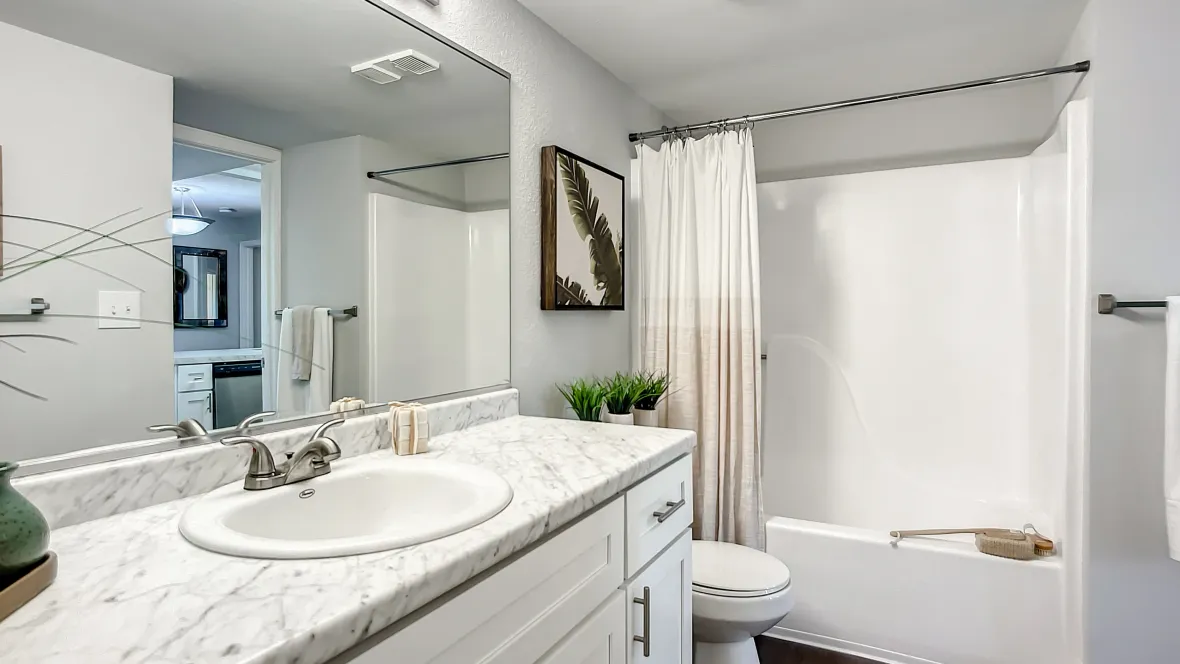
221, 435, 279, 478
305, 418, 345, 463
147, 424, 186, 437
311, 417, 346, 442
237, 411, 276, 432
147, 419, 208, 438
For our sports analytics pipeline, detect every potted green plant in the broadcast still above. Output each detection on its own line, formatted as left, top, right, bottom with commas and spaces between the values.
558, 377, 608, 422
602, 372, 643, 425
633, 370, 670, 427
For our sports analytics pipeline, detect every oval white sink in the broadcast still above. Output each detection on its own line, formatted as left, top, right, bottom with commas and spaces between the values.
179, 457, 513, 559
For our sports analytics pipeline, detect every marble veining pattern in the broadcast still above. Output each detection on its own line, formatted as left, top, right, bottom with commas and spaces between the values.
0, 416, 695, 664
15, 389, 519, 529
174, 348, 265, 365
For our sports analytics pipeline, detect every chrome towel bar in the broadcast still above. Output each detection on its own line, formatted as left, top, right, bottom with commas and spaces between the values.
274, 306, 358, 318
1098, 294, 1167, 314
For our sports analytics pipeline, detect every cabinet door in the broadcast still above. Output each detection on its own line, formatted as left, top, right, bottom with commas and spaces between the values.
627, 529, 691, 664
175, 363, 213, 393
345, 500, 625, 664
537, 591, 626, 664
175, 390, 213, 430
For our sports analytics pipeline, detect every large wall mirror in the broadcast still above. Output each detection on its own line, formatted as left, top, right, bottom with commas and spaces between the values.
0, 0, 510, 471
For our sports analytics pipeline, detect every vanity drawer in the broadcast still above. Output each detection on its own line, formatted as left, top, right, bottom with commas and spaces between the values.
353, 498, 624, 664
624, 455, 692, 576
175, 363, 213, 393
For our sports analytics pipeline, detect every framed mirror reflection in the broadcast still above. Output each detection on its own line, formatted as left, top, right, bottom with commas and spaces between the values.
173, 246, 228, 327
0, 0, 511, 472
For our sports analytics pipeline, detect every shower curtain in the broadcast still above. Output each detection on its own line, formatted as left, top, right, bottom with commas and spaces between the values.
634, 128, 765, 549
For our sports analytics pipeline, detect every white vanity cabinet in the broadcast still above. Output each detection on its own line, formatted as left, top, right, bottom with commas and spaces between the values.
342, 455, 693, 664
627, 531, 692, 664
175, 389, 213, 428
538, 591, 628, 664
174, 363, 214, 430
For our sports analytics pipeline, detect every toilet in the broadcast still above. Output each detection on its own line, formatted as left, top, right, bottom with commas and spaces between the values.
691, 540, 794, 664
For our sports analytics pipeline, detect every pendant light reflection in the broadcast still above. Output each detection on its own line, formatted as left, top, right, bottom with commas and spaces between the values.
169, 186, 215, 236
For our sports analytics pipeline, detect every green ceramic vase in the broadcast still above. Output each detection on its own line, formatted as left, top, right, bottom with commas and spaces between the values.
0, 462, 49, 586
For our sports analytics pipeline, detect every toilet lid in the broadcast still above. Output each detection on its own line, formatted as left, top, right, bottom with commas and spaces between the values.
691, 540, 791, 598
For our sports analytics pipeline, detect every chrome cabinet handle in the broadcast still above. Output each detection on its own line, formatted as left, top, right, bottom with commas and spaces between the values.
633, 585, 651, 657
654, 498, 685, 523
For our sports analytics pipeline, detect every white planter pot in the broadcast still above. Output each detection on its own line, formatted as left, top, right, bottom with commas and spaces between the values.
602, 412, 634, 425
633, 408, 659, 427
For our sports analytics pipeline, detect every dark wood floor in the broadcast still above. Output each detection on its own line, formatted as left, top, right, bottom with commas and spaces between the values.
755, 636, 877, 664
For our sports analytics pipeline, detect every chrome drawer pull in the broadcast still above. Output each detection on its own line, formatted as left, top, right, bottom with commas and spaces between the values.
654, 498, 685, 523
633, 585, 651, 657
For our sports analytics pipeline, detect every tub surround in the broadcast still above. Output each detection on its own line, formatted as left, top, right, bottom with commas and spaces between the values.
15, 389, 520, 529
0, 415, 694, 664
173, 348, 264, 365
766, 516, 1064, 664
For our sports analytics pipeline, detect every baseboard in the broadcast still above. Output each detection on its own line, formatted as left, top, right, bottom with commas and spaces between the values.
765, 626, 943, 664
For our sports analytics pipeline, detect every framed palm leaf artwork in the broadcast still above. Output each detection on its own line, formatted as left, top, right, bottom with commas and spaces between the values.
541, 146, 625, 310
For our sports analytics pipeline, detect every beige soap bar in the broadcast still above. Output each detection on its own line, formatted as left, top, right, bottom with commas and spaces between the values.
390, 403, 429, 455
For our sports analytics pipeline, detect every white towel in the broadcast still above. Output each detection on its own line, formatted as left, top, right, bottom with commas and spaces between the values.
290, 305, 317, 381
276, 308, 334, 416
1167, 296, 1180, 561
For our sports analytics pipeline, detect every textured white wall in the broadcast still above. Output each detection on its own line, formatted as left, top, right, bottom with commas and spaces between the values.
1086, 1, 1180, 662
1055, 1, 1095, 107
282, 136, 367, 404
751, 83, 1059, 182
0, 21, 174, 459
377, 0, 669, 417
282, 133, 483, 404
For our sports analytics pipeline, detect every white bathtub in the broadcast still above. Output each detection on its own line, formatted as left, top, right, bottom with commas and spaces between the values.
765, 517, 1067, 664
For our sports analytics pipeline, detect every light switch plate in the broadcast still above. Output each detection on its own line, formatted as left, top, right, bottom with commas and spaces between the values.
98, 291, 141, 329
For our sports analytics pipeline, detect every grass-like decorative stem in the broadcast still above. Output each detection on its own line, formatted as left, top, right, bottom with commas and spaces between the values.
633, 370, 670, 411
603, 372, 644, 415
558, 377, 608, 422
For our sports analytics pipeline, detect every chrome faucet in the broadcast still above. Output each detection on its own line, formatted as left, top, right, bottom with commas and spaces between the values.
222, 418, 345, 491
236, 411, 276, 431
148, 419, 208, 439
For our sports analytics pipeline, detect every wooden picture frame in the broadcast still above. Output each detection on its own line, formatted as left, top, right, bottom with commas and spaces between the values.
541, 145, 625, 310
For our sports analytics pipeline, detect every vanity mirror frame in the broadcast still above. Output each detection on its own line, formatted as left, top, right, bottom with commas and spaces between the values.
8, 1, 514, 479
173, 246, 229, 328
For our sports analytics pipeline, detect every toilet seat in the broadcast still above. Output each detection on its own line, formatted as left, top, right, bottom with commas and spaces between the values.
691, 540, 791, 598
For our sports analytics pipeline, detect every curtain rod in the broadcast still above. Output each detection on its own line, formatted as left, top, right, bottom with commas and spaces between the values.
367, 153, 509, 179
628, 61, 1091, 142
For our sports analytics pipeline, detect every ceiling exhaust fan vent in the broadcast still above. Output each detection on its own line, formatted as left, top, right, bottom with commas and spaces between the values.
386, 50, 440, 75
351, 61, 401, 84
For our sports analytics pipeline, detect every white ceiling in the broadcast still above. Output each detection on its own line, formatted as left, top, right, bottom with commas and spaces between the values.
0, 0, 509, 160
172, 144, 256, 182
517, 0, 1087, 124
173, 172, 262, 221
518, 0, 1090, 178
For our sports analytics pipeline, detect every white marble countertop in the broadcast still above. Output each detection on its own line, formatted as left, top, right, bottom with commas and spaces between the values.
0, 417, 694, 664
174, 348, 264, 365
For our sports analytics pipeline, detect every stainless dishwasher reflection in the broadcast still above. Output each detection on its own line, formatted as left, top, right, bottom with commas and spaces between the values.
213, 360, 264, 429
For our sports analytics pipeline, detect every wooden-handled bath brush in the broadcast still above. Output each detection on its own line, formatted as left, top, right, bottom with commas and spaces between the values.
889, 524, 1056, 561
